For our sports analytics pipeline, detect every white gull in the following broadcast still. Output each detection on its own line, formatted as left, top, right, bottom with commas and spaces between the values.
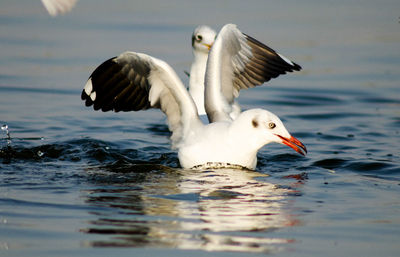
189, 25, 216, 116
81, 24, 306, 169
189, 25, 242, 120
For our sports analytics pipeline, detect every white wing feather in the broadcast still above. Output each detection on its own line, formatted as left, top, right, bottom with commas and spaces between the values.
41, 0, 77, 16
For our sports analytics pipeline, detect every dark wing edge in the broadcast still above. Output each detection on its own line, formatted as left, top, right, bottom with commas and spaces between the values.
81, 55, 152, 112
232, 33, 302, 91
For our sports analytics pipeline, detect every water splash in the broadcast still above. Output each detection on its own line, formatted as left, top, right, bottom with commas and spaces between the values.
1, 124, 44, 146
1, 124, 11, 146
37, 150, 44, 157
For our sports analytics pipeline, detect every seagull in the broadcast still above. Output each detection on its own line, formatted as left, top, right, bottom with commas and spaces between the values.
190, 25, 242, 119
81, 24, 306, 170
189, 25, 216, 116
41, 0, 77, 16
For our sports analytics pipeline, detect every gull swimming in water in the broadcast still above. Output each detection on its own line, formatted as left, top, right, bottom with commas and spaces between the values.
81, 24, 306, 169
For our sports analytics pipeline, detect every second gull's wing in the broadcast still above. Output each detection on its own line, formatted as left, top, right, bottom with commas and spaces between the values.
205, 24, 301, 122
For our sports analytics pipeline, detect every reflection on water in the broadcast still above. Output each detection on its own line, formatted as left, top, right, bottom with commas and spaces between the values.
82, 165, 301, 253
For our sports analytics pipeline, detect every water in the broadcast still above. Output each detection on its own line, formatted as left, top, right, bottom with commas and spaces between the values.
1, 0, 400, 256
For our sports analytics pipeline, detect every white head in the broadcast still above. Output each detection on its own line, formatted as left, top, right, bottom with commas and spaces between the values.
232, 109, 307, 156
192, 25, 217, 54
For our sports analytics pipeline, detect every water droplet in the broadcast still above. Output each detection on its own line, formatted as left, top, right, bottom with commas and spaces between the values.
1, 124, 11, 146
37, 151, 44, 157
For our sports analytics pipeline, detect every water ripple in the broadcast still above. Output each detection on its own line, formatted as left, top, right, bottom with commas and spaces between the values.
295, 112, 371, 120
344, 161, 396, 173
0, 138, 179, 169
313, 158, 348, 170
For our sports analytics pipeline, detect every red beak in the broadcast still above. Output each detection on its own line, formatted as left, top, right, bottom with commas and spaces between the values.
276, 135, 307, 156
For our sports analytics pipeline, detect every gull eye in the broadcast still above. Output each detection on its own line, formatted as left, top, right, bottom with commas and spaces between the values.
196, 35, 203, 41
268, 122, 276, 129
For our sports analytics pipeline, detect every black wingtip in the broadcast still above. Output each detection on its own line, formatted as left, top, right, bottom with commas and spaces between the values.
81, 88, 94, 107
291, 62, 302, 72
81, 54, 153, 113
244, 33, 302, 73
81, 89, 88, 101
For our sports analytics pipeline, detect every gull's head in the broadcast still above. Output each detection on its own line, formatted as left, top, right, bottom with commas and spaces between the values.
236, 109, 307, 156
192, 25, 216, 54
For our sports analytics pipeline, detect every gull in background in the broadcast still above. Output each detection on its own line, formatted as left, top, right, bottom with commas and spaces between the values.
41, 0, 77, 16
189, 25, 216, 116
81, 24, 306, 169
190, 25, 242, 119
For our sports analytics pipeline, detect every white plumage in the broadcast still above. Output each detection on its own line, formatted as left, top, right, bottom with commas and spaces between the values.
189, 25, 216, 116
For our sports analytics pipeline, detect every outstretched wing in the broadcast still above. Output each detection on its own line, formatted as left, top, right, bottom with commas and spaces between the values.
205, 24, 301, 122
81, 52, 201, 147
41, 0, 77, 16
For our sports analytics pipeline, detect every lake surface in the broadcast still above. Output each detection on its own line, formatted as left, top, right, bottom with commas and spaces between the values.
1, 0, 399, 256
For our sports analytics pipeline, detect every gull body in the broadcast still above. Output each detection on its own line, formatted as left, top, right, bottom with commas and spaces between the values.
81, 24, 306, 169
178, 108, 297, 169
